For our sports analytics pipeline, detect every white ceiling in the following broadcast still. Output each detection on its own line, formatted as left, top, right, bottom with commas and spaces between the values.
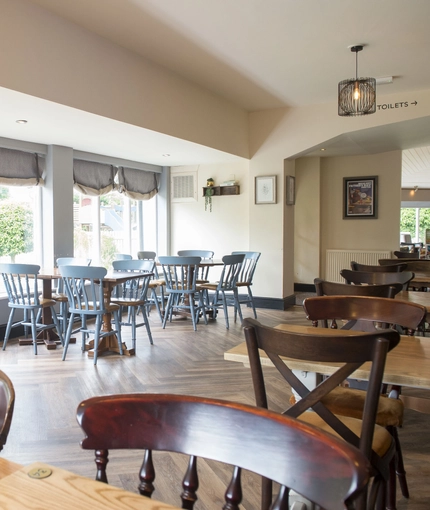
4, 0, 430, 180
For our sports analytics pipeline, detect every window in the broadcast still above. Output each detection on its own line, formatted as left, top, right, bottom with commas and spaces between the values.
74, 190, 157, 267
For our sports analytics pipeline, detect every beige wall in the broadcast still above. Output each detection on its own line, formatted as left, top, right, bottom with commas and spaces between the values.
0, 0, 249, 159
319, 151, 402, 279
294, 158, 321, 284
170, 161, 249, 276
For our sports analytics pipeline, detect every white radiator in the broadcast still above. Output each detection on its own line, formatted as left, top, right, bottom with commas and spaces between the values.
325, 249, 392, 283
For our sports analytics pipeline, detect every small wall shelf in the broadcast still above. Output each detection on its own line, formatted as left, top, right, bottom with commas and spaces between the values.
202, 185, 240, 196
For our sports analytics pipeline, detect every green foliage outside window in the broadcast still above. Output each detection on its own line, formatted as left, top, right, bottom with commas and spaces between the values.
0, 201, 33, 262
400, 208, 430, 243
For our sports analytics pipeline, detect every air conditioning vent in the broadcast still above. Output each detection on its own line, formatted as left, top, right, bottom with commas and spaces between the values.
171, 171, 197, 202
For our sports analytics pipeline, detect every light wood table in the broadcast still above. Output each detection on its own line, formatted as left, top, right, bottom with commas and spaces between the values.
224, 323, 430, 413
396, 289, 430, 314
0, 462, 179, 509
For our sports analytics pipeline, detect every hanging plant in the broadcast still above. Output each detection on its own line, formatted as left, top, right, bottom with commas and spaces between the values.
205, 187, 214, 212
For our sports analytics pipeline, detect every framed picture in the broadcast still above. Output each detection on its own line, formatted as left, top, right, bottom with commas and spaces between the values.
255, 175, 276, 204
343, 176, 378, 219
286, 175, 295, 205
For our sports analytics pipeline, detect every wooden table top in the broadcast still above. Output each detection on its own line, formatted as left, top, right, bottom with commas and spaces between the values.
396, 289, 430, 311
0, 462, 179, 509
224, 323, 430, 390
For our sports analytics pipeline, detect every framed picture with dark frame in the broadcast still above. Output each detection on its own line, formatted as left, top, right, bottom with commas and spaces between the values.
343, 176, 378, 219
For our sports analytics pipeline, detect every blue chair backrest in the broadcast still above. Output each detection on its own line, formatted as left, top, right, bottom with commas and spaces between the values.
57, 257, 91, 267
0, 263, 41, 307
114, 254, 133, 261
177, 250, 214, 259
59, 265, 107, 315
216, 255, 245, 291
112, 259, 155, 273
158, 256, 201, 292
231, 252, 261, 284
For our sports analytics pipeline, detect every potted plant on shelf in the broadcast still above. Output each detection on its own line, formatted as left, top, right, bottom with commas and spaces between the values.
205, 178, 215, 212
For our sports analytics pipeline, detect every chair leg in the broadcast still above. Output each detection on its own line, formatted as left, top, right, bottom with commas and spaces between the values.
389, 425, 409, 499
247, 287, 257, 319
140, 306, 153, 345
92, 316, 102, 365
50, 306, 64, 346
62, 313, 75, 361
113, 311, 123, 356
233, 289, 243, 324
30, 309, 38, 355
2, 310, 16, 351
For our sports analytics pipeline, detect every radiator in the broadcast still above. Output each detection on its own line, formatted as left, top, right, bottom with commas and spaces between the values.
325, 249, 392, 283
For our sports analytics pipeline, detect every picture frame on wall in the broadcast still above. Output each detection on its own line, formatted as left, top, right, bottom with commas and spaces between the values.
343, 176, 378, 219
286, 175, 295, 205
255, 175, 276, 204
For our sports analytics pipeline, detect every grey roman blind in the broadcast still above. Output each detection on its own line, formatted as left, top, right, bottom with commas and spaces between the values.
117, 167, 160, 200
0, 148, 45, 186
73, 160, 117, 196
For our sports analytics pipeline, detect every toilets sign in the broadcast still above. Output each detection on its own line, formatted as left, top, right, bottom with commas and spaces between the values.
377, 100, 418, 111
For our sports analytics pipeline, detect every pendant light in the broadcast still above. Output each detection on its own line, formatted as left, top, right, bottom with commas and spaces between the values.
338, 45, 376, 116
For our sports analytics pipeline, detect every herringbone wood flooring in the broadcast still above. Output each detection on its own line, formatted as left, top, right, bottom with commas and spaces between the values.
0, 304, 428, 509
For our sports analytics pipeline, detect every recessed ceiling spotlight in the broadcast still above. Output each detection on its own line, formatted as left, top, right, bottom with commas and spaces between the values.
16, 119, 28, 124
162, 153, 170, 157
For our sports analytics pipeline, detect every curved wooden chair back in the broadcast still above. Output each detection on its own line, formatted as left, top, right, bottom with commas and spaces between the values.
243, 318, 399, 508
314, 278, 402, 298
394, 250, 419, 259
0, 371, 15, 452
350, 261, 406, 273
77, 393, 369, 510
303, 295, 426, 334
340, 269, 415, 290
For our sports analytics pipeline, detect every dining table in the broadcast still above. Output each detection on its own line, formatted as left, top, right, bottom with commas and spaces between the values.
224, 323, 430, 414
0, 461, 180, 509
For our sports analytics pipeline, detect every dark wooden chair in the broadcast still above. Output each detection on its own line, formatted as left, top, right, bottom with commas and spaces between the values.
350, 262, 407, 273
303, 295, 427, 505
77, 393, 370, 510
315, 278, 403, 298
340, 269, 415, 290
243, 318, 400, 510
0, 371, 14, 453
393, 250, 419, 259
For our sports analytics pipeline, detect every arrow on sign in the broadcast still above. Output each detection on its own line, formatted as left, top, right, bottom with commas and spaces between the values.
411, 101, 418, 106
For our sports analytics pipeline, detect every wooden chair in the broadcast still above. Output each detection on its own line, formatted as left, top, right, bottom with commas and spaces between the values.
0, 263, 63, 354
59, 265, 123, 365
303, 295, 427, 505
158, 256, 208, 331
340, 269, 415, 290
137, 251, 165, 320
199, 254, 245, 329
350, 262, 407, 273
231, 251, 261, 319
0, 371, 15, 453
243, 318, 400, 510
111, 259, 154, 350
393, 250, 419, 259
77, 393, 370, 510
177, 250, 214, 283
315, 278, 403, 298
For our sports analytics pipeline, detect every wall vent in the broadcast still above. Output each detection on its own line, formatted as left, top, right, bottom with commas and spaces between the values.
171, 170, 197, 202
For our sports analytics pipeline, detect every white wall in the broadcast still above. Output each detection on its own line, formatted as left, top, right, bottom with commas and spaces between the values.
170, 162, 250, 269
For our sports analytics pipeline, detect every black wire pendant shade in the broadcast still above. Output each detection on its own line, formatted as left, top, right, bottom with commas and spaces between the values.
338, 45, 376, 116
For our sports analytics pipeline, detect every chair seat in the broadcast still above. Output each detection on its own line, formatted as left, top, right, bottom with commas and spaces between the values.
236, 282, 250, 287
40, 298, 59, 308
299, 411, 393, 457
199, 282, 217, 290
111, 297, 145, 307
52, 293, 68, 302
321, 386, 404, 427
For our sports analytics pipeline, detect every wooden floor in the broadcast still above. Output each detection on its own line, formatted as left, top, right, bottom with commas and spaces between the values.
0, 304, 429, 509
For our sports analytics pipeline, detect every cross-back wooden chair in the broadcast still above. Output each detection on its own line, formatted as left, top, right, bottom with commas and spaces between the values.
243, 317, 400, 510
350, 262, 407, 273
340, 269, 415, 290
303, 295, 427, 505
77, 393, 370, 510
111, 259, 154, 350
0, 371, 15, 453
0, 263, 63, 354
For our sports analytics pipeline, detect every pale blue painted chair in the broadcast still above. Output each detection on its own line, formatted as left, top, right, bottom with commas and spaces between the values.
137, 251, 165, 320
231, 251, 261, 319
0, 263, 63, 354
177, 250, 214, 283
111, 259, 154, 349
158, 256, 207, 331
59, 265, 123, 365
199, 254, 245, 329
